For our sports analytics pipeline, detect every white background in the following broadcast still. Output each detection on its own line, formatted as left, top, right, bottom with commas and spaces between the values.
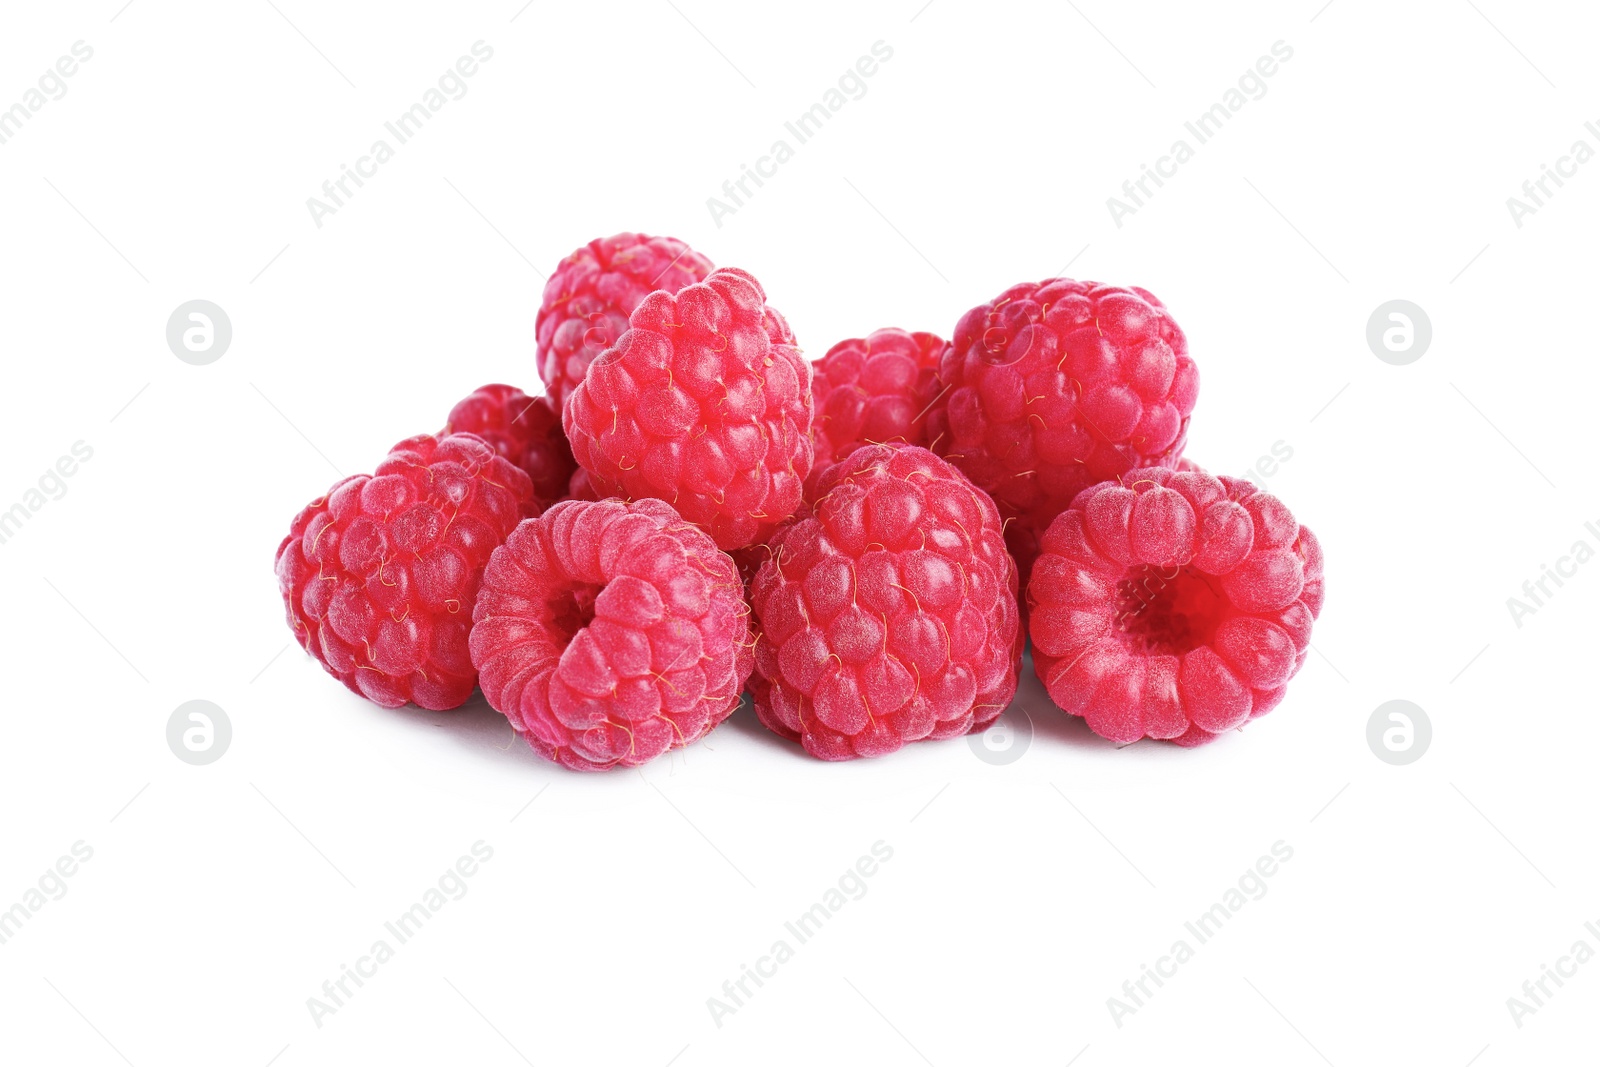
1, 1, 1596, 1064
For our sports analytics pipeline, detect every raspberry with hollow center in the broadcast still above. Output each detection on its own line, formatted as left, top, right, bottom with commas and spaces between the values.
537, 233, 714, 409
443, 383, 575, 513
274, 433, 534, 710
749, 444, 1022, 760
1027, 465, 1324, 746
563, 266, 813, 550
930, 278, 1197, 532
469, 498, 753, 771
808, 328, 948, 494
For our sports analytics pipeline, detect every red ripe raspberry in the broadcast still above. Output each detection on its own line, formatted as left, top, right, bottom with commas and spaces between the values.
536, 233, 714, 409
443, 383, 575, 513
274, 433, 534, 710
749, 444, 1022, 760
808, 328, 948, 493
1027, 466, 1324, 746
565, 465, 600, 503
930, 278, 1197, 531
469, 498, 753, 771
563, 267, 813, 551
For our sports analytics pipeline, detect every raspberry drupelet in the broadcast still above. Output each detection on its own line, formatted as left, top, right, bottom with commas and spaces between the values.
749, 444, 1022, 760
1027, 465, 1324, 746
563, 266, 813, 551
469, 498, 753, 771
536, 233, 714, 409
274, 433, 534, 710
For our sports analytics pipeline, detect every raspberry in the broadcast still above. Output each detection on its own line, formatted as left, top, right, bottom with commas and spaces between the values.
537, 233, 714, 409
563, 267, 813, 551
274, 433, 534, 710
443, 383, 575, 513
565, 465, 600, 503
808, 328, 947, 493
469, 498, 753, 771
1027, 466, 1324, 746
749, 444, 1021, 760
930, 278, 1197, 531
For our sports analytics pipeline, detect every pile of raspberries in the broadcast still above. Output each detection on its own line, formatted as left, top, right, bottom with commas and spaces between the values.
275, 232, 1323, 770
